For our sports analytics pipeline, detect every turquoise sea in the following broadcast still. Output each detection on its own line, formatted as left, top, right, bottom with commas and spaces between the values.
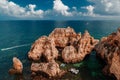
0, 20, 120, 80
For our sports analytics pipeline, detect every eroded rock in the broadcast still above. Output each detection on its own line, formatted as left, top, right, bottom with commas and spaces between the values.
28, 27, 99, 64
9, 57, 23, 74
31, 61, 65, 77
49, 27, 81, 47
28, 27, 99, 78
77, 31, 99, 60
62, 46, 81, 63
62, 31, 99, 63
95, 28, 120, 80
28, 36, 58, 61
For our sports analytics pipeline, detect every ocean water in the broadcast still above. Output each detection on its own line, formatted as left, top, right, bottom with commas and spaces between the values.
0, 20, 120, 80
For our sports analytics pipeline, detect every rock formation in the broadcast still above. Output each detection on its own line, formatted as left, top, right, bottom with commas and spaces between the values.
28, 36, 58, 61
62, 46, 79, 63
62, 31, 99, 63
31, 61, 65, 77
9, 57, 23, 74
49, 27, 81, 48
29, 28, 98, 63
28, 27, 99, 78
95, 28, 120, 80
9, 27, 120, 79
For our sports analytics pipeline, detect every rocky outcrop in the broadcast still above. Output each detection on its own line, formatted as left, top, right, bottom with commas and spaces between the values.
95, 28, 120, 80
28, 27, 99, 63
28, 36, 58, 61
77, 31, 99, 59
49, 27, 81, 48
62, 46, 79, 63
31, 61, 65, 77
62, 31, 99, 63
28, 27, 99, 78
9, 57, 23, 74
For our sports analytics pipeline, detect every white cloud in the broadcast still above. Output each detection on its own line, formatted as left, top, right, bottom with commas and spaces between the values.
26, 4, 44, 18
1, 0, 120, 20
105, 2, 112, 12
85, 5, 95, 16
86, 5, 94, 15
53, 0, 72, 16
88, 0, 120, 15
81, 5, 97, 17
0, 0, 44, 18
72, 7, 77, 11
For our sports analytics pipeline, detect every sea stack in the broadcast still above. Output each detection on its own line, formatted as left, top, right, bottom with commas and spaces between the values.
28, 27, 99, 78
95, 28, 120, 80
9, 57, 23, 75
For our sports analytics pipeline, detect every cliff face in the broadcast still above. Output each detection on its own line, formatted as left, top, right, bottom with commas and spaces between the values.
95, 29, 120, 80
28, 27, 99, 78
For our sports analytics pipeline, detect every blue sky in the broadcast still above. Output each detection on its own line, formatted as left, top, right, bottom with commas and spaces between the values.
0, 0, 120, 20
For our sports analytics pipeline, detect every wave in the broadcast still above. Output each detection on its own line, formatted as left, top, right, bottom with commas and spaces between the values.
1, 43, 31, 51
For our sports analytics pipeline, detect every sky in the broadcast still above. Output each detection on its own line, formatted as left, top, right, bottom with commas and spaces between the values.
0, 0, 120, 20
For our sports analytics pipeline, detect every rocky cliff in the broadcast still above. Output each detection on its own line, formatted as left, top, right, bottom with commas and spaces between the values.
95, 28, 120, 80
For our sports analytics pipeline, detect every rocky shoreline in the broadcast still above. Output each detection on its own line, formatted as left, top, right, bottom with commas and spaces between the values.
9, 27, 120, 80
